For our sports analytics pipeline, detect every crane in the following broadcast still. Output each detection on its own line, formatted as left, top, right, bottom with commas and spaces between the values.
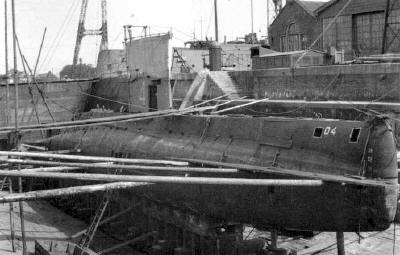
72, 0, 108, 66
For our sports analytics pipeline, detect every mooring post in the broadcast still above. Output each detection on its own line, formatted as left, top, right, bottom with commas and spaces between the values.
336, 232, 345, 255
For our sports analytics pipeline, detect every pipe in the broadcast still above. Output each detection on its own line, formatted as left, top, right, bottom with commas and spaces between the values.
0, 182, 149, 203
0, 151, 188, 166
4, 159, 238, 173
0, 170, 324, 187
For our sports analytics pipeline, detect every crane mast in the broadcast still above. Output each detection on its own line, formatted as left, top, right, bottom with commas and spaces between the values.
72, 0, 108, 66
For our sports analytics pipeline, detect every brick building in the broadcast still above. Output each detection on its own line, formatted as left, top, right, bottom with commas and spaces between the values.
268, 0, 325, 52
317, 0, 400, 59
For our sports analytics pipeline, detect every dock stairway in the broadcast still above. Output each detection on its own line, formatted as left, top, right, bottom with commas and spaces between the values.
208, 71, 243, 99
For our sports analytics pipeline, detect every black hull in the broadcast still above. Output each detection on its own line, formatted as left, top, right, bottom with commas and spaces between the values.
46, 115, 399, 232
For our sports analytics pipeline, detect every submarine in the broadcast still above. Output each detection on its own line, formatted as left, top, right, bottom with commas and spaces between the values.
42, 113, 399, 232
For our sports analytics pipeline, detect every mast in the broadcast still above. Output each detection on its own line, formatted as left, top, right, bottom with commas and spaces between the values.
251, 0, 254, 34
11, 0, 27, 254
267, 0, 270, 42
214, 0, 219, 42
4, 0, 10, 125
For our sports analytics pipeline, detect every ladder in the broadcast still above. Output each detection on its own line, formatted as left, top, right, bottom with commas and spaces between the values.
73, 192, 111, 255
0, 177, 9, 190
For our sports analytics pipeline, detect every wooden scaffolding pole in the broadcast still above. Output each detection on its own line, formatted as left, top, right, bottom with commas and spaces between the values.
3, 158, 238, 174
336, 232, 345, 255
11, 0, 27, 253
0, 151, 189, 166
4, 0, 15, 251
0, 182, 149, 203
0, 170, 323, 188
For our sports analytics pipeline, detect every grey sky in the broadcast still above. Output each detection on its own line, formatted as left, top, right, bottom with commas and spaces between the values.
0, 0, 327, 75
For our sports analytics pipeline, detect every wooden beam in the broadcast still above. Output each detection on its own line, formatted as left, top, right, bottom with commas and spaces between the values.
0, 151, 188, 166
0, 182, 150, 203
0, 171, 324, 187
21, 166, 82, 172
171, 157, 397, 188
4, 159, 238, 174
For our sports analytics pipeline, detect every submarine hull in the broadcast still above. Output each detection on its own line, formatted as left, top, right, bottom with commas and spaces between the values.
46, 115, 399, 231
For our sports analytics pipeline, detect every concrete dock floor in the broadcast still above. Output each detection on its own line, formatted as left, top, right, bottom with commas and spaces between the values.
0, 193, 137, 254
247, 223, 400, 254
0, 192, 398, 255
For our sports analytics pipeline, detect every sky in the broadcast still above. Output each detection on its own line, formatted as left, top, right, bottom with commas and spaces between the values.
0, 0, 328, 76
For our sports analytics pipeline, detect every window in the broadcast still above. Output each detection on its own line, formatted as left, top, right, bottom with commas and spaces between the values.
313, 127, 323, 138
349, 128, 361, 143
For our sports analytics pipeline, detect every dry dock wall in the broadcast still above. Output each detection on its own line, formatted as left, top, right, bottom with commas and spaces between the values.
0, 80, 92, 126
228, 63, 400, 101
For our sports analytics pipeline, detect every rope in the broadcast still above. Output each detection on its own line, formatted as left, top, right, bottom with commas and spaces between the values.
38, 0, 80, 73
293, 0, 355, 68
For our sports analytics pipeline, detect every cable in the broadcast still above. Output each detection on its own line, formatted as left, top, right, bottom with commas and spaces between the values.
205, 1, 215, 38
43, 1, 80, 71
38, 0, 79, 72
293, 0, 355, 68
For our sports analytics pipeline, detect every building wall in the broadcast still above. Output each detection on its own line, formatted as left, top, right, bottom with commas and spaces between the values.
319, 0, 400, 58
96, 50, 127, 78
87, 76, 172, 113
123, 33, 173, 111
0, 80, 92, 128
126, 33, 172, 79
269, 1, 322, 52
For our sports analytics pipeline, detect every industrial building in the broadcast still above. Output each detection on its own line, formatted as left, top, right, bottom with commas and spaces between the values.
268, 0, 325, 52
317, 0, 400, 59
268, 0, 400, 62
